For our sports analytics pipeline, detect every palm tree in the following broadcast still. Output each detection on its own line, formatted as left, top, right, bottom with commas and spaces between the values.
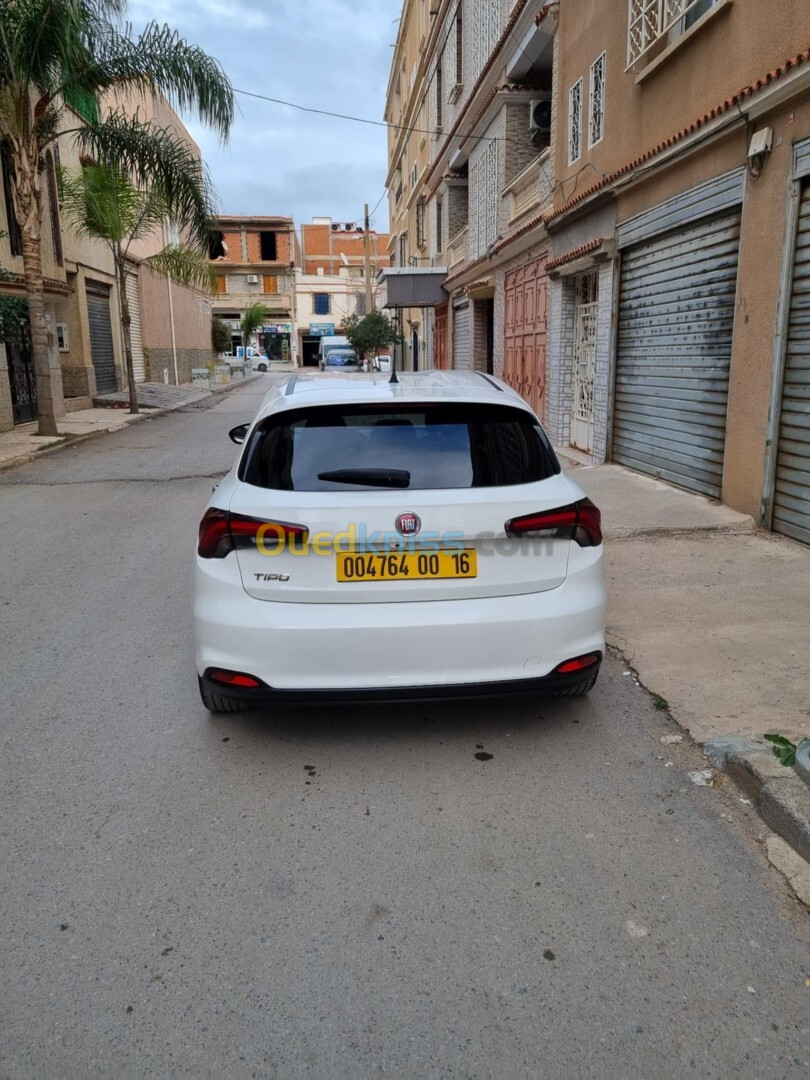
0, 0, 233, 435
59, 163, 215, 413
240, 302, 269, 360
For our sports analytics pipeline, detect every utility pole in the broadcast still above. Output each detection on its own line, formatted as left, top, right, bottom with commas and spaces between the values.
363, 203, 374, 316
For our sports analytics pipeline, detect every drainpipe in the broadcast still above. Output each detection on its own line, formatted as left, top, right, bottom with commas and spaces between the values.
167, 273, 179, 385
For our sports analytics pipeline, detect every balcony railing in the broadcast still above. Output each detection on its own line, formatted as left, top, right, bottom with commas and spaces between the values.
504, 152, 553, 224
447, 226, 468, 269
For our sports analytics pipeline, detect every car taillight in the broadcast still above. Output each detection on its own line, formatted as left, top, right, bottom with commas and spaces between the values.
209, 669, 263, 688
197, 508, 309, 559
556, 653, 601, 674
504, 498, 602, 547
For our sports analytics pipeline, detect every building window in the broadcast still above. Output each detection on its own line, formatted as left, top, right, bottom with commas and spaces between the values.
589, 53, 606, 148
260, 231, 277, 261
215, 276, 227, 294
436, 60, 443, 130
416, 196, 425, 249
456, 9, 463, 86
44, 151, 63, 267
1, 141, 22, 256
568, 78, 583, 165
436, 199, 443, 255
628, 0, 718, 65
411, 162, 418, 187
314, 293, 330, 315
399, 233, 407, 267
469, 140, 499, 260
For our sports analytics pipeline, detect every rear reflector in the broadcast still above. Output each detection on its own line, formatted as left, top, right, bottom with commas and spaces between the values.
505, 498, 602, 547
209, 669, 263, 688
555, 653, 601, 674
198, 508, 309, 558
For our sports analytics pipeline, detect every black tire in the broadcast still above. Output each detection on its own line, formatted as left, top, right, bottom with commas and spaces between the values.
198, 676, 253, 714
553, 670, 599, 697
257, 363, 268, 372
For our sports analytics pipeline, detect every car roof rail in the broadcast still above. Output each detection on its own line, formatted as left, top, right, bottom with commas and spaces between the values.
477, 372, 503, 392
285, 373, 298, 396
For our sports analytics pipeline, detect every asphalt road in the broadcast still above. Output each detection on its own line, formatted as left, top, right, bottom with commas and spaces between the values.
0, 377, 806, 1079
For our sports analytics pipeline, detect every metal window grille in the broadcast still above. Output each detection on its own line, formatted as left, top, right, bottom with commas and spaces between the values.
314, 293, 330, 315
485, 139, 498, 251
568, 79, 583, 165
573, 272, 599, 424
469, 160, 480, 258
627, 0, 717, 65
589, 53, 605, 147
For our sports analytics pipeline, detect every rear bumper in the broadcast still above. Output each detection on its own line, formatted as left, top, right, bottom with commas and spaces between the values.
201, 656, 602, 707
194, 544, 605, 693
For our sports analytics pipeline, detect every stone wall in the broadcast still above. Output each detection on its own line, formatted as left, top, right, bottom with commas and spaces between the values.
145, 347, 212, 387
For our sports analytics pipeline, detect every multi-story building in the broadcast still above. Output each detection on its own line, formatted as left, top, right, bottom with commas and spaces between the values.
208, 215, 298, 364
0, 93, 215, 432
296, 218, 389, 365
386, 0, 810, 545
547, 0, 809, 540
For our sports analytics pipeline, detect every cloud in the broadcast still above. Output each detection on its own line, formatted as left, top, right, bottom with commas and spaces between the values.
126, 0, 398, 229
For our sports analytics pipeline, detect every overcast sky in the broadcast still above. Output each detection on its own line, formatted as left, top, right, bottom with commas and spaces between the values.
128, 0, 399, 232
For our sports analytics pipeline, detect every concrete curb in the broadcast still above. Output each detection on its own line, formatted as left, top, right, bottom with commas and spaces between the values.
704, 735, 810, 874
0, 372, 265, 474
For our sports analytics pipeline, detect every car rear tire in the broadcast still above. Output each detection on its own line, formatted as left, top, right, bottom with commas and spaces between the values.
553, 670, 599, 697
198, 676, 253, 714
257, 363, 267, 372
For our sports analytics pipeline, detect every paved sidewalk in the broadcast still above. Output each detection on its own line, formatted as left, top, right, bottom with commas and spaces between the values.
560, 452, 808, 746
0, 371, 266, 471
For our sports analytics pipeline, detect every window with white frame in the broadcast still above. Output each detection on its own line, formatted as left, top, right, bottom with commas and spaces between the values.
399, 233, 407, 266
568, 78, 583, 165
627, 0, 718, 66
589, 53, 605, 147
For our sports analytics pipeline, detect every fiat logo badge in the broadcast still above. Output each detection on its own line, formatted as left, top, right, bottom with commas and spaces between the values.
395, 511, 421, 537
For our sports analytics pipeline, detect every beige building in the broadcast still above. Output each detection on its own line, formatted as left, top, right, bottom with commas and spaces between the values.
386, 0, 810, 544
0, 92, 215, 432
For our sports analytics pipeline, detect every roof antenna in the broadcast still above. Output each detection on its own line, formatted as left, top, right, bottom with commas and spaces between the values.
389, 314, 399, 383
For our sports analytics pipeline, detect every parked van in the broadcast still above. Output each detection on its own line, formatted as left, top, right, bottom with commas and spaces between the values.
318, 335, 351, 369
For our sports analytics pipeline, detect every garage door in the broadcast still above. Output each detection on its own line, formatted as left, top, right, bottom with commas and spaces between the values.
452, 300, 470, 370
86, 282, 117, 393
772, 183, 810, 544
125, 272, 145, 383
613, 212, 741, 497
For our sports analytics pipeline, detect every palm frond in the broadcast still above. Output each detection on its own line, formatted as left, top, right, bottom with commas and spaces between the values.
143, 244, 214, 291
241, 302, 269, 341
74, 111, 218, 245
75, 19, 233, 139
58, 162, 147, 244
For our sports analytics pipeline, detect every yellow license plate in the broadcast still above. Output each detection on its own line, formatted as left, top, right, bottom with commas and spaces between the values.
337, 549, 477, 582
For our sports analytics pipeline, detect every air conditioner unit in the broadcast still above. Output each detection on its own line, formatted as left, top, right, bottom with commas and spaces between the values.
331, 223, 340, 231
246, 274, 260, 284
528, 94, 552, 145
344, 223, 356, 231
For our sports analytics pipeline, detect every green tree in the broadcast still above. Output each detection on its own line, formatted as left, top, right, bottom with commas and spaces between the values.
240, 302, 268, 357
343, 311, 399, 361
59, 163, 215, 412
0, 0, 233, 434
211, 315, 231, 355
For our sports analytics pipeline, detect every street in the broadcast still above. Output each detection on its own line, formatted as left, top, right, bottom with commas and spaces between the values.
0, 377, 806, 1079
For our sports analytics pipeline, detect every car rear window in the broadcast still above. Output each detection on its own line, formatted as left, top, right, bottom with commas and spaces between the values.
240, 402, 560, 491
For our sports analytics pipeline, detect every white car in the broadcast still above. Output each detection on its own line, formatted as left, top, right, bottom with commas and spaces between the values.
194, 371, 605, 711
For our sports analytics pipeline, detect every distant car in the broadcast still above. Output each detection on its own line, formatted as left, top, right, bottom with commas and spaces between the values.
373, 354, 391, 373
194, 370, 606, 712
322, 349, 360, 372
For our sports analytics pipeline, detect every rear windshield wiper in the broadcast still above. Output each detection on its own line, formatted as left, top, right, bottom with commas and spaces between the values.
317, 468, 411, 488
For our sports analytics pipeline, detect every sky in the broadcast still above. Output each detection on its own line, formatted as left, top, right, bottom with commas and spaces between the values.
128, 0, 400, 232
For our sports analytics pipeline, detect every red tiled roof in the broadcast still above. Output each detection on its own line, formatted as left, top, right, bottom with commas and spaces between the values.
545, 238, 604, 271
544, 46, 810, 226
535, 5, 551, 27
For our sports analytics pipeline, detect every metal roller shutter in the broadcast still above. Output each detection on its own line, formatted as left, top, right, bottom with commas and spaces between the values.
453, 300, 470, 370
613, 212, 741, 497
85, 282, 117, 393
773, 184, 810, 544
125, 272, 145, 383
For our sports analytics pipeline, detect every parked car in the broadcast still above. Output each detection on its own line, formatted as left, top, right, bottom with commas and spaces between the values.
322, 349, 360, 372
194, 370, 605, 711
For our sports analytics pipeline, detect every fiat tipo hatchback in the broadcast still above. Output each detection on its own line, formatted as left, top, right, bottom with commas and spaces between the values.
194, 371, 605, 711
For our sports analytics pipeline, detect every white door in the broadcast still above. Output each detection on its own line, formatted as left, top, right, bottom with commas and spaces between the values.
126, 272, 146, 383
571, 271, 598, 453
